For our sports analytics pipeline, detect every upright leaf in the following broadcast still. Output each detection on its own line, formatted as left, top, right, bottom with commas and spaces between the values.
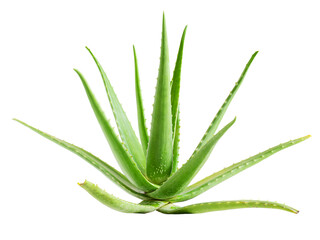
171, 108, 180, 174
157, 200, 298, 214
170, 135, 310, 202
133, 46, 149, 156
14, 119, 151, 199
196, 51, 258, 150
171, 26, 187, 137
74, 70, 156, 192
146, 14, 173, 184
79, 180, 166, 213
148, 118, 236, 200
86, 47, 146, 175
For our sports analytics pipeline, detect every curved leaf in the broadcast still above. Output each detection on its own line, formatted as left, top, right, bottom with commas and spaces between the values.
86, 47, 146, 175
14, 119, 152, 199
133, 46, 149, 156
74, 70, 156, 192
79, 180, 166, 213
171, 26, 187, 137
170, 135, 310, 202
195, 51, 258, 151
157, 200, 298, 214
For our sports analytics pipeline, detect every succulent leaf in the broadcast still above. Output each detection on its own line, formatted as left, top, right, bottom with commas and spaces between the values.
171, 26, 187, 137
13, 119, 151, 199
196, 51, 258, 151
171, 108, 180, 174
148, 117, 236, 200
15, 15, 310, 215
133, 46, 149, 156
72, 70, 157, 192
171, 135, 310, 202
157, 200, 298, 214
146, 14, 173, 184
85, 48, 146, 175
79, 180, 166, 213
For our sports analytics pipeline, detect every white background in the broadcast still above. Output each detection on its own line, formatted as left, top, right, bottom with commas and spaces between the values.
1, 0, 319, 239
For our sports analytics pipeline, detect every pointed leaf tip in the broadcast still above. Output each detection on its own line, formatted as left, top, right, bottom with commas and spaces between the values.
147, 13, 173, 184
171, 134, 309, 202
80, 180, 163, 213
133, 46, 149, 155
85, 47, 148, 176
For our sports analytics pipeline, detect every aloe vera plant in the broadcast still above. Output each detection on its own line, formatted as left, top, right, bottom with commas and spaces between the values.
15, 14, 310, 214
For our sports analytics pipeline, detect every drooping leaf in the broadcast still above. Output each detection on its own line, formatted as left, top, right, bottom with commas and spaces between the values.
14, 119, 152, 199
133, 46, 149, 156
170, 135, 310, 202
86, 47, 146, 175
196, 51, 258, 150
171, 108, 180, 174
171, 26, 187, 138
148, 118, 236, 200
79, 180, 166, 213
157, 200, 298, 214
146, 13, 173, 184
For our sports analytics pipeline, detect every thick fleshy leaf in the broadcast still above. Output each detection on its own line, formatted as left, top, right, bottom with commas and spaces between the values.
170, 135, 310, 202
148, 118, 236, 200
13, 119, 152, 199
133, 46, 149, 156
171, 26, 187, 138
157, 200, 298, 214
171, 108, 180, 174
195, 51, 258, 151
86, 47, 146, 175
79, 180, 166, 213
74, 70, 156, 192
146, 14, 173, 184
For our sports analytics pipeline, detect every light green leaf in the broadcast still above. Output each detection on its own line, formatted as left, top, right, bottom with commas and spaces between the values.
13, 119, 151, 199
196, 51, 258, 150
170, 135, 310, 202
79, 180, 167, 213
148, 118, 236, 200
86, 47, 146, 175
146, 13, 173, 184
157, 200, 298, 214
53, 70, 156, 192
171, 108, 180, 174
133, 46, 149, 156
171, 26, 187, 138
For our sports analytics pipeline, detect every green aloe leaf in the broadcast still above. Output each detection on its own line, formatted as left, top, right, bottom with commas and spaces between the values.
171, 26, 187, 138
148, 117, 236, 200
133, 46, 149, 156
64, 70, 156, 192
146, 13, 173, 184
196, 51, 258, 150
170, 135, 310, 202
86, 47, 146, 175
171, 108, 180, 174
79, 180, 166, 213
157, 200, 298, 214
13, 119, 151, 199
